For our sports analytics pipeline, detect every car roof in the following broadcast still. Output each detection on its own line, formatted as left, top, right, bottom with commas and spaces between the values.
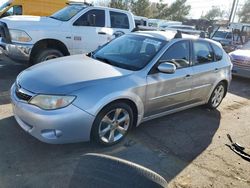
135, 30, 199, 41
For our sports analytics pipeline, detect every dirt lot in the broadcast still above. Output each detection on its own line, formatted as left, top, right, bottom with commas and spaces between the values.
0, 55, 250, 188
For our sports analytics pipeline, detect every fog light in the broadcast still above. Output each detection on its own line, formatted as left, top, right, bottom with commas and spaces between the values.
41, 129, 62, 139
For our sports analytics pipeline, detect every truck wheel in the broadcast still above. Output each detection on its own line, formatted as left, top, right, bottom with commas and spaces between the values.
33, 48, 63, 64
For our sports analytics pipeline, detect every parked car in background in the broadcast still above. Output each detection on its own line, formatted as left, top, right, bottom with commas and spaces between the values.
164, 24, 201, 35
229, 41, 250, 78
0, 0, 69, 18
11, 31, 232, 145
0, 3, 135, 64
212, 29, 236, 52
134, 15, 148, 27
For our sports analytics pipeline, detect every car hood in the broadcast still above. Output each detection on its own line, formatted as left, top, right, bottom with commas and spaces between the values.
17, 55, 133, 94
229, 49, 250, 61
1, 15, 62, 29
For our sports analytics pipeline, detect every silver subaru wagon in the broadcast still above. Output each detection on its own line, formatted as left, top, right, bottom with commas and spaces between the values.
11, 31, 232, 145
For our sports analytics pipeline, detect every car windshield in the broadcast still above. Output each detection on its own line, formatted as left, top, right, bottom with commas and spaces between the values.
93, 34, 166, 71
213, 31, 229, 39
50, 5, 86, 21
0, 1, 10, 11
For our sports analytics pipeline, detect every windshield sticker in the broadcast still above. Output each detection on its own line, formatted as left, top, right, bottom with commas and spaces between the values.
144, 39, 161, 46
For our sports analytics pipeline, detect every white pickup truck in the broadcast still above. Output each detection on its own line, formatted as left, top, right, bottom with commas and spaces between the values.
0, 3, 135, 64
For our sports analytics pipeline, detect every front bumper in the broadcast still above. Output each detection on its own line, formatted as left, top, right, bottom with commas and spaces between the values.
0, 40, 33, 62
10, 84, 95, 144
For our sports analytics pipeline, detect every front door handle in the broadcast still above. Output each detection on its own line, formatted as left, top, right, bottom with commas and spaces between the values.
184, 74, 192, 79
98, 32, 107, 35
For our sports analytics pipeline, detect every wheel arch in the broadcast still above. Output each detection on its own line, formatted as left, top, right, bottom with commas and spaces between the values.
30, 39, 70, 63
94, 95, 144, 128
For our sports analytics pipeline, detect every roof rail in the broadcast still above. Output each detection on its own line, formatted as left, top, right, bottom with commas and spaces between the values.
174, 30, 182, 38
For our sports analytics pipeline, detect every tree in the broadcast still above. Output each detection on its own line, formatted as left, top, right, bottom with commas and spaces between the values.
130, 0, 150, 17
203, 6, 224, 21
109, 0, 129, 10
151, 0, 191, 21
238, 0, 250, 23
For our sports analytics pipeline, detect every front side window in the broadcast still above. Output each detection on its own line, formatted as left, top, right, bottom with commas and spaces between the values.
159, 41, 190, 69
110, 11, 129, 29
50, 5, 86, 21
193, 41, 214, 65
74, 9, 105, 27
93, 34, 166, 71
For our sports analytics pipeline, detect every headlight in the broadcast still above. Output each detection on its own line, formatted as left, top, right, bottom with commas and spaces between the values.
29, 95, 76, 110
9, 29, 32, 42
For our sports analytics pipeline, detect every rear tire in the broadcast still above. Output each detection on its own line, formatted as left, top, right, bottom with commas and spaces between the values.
32, 48, 63, 64
91, 102, 134, 146
207, 82, 226, 109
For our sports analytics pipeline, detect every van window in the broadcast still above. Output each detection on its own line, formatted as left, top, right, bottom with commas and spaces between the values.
74, 9, 105, 27
193, 41, 214, 65
160, 41, 190, 69
110, 11, 129, 29
2, 5, 22, 17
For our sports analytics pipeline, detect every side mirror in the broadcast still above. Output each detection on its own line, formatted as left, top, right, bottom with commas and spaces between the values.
87, 14, 96, 26
157, 62, 176, 74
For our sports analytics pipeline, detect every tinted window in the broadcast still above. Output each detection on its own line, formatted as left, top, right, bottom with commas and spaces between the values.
110, 11, 129, 29
160, 41, 190, 69
193, 41, 214, 65
74, 9, 105, 27
211, 43, 223, 61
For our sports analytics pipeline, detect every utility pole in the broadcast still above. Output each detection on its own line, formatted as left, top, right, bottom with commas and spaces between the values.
229, 0, 237, 23
232, 0, 239, 23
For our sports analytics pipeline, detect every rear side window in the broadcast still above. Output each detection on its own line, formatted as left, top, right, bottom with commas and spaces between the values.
74, 9, 105, 27
110, 11, 129, 29
193, 41, 214, 65
160, 41, 190, 69
211, 43, 223, 61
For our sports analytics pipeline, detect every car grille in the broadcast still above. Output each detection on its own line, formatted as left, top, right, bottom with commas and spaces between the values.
232, 59, 250, 70
15, 86, 32, 102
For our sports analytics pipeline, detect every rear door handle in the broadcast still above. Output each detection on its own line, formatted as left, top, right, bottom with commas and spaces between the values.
98, 32, 107, 35
214, 68, 219, 73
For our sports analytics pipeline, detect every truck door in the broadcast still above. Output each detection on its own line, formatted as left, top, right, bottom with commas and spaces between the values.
71, 9, 112, 54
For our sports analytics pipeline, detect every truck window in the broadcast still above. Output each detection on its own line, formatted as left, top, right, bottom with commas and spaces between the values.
74, 9, 105, 27
110, 11, 129, 29
2, 5, 22, 17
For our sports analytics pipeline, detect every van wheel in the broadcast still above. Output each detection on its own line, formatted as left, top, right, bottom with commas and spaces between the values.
33, 48, 63, 64
91, 102, 134, 146
207, 82, 226, 109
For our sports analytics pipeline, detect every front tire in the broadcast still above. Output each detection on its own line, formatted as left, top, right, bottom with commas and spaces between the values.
91, 102, 134, 146
207, 82, 226, 109
33, 48, 63, 64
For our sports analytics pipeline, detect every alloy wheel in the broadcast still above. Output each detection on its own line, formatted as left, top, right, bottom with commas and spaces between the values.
98, 108, 130, 144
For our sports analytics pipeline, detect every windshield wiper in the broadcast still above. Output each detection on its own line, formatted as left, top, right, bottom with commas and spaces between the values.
94, 56, 116, 66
